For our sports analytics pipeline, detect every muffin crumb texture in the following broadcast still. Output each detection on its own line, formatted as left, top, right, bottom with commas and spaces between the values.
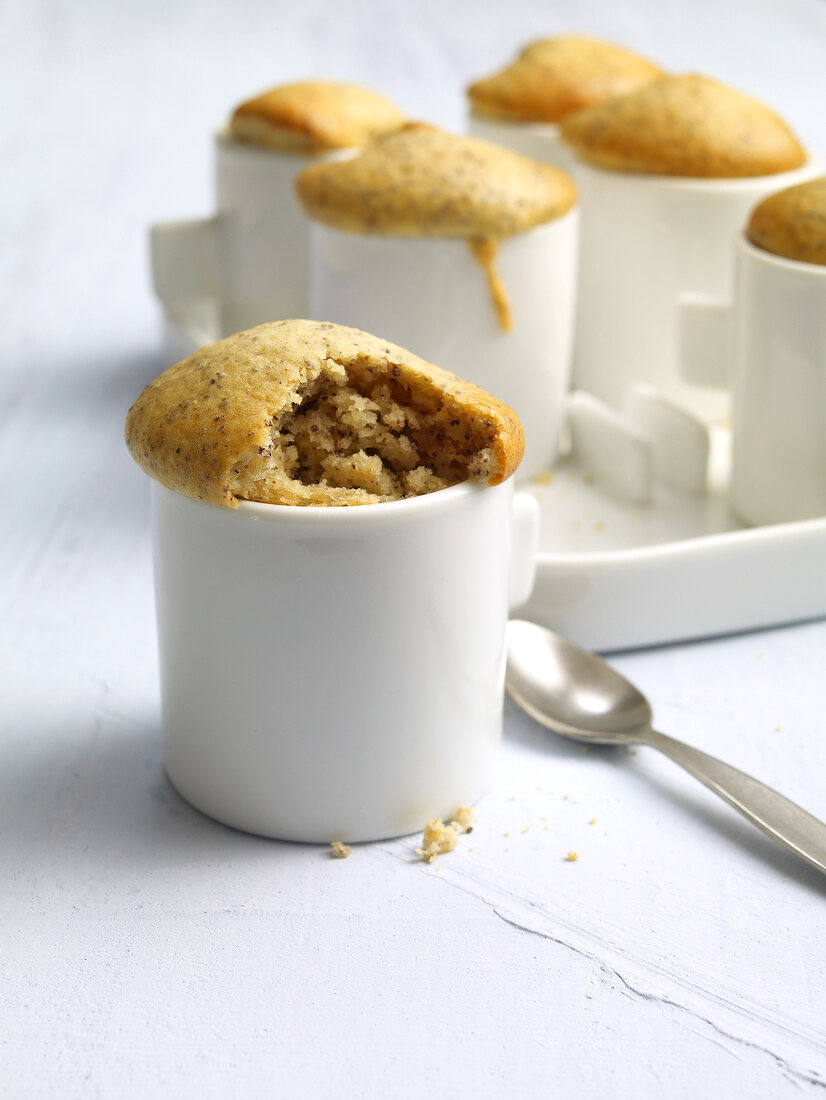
561, 74, 807, 178
747, 177, 826, 265
124, 320, 524, 508
330, 841, 352, 859
229, 80, 405, 153
468, 36, 663, 123
416, 805, 475, 863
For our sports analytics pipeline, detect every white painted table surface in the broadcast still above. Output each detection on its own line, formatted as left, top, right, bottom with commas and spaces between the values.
2, 1, 826, 1096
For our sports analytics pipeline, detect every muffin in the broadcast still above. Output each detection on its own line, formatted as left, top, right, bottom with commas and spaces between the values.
467, 36, 663, 123
295, 121, 575, 235
124, 319, 525, 508
229, 80, 405, 153
560, 74, 807, 177
294, 122, 576, 327
747, 177, 826, 265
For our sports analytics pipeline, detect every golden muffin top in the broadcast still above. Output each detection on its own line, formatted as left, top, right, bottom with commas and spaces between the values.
228, 80, 405, 153
467, 36, 663, 123
560, 74, 807, 178
747, 177, 826, 265
294, 122, 577, 237
125, 320, 525, 508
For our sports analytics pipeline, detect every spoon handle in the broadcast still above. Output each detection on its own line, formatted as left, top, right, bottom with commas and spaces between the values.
647, 729, 826, 876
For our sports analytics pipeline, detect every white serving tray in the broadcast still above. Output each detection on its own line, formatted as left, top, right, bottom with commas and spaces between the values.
519, 435, 826, 651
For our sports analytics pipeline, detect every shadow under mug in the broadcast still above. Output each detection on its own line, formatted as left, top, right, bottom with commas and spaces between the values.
309, 211, 579, 479
152, 479, 539, 843
467, 112, 579, 177
150, 135, 325, 346
573, 162, 818, 423
679, 237, 826, 526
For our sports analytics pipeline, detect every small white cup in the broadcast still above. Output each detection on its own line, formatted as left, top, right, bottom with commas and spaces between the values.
308, 212, 579, 479
150, 135, 324, 344
680, 237, 826, 526
152, 479, 539, 843
573, 162, 817, 422
467, 113, 579, 177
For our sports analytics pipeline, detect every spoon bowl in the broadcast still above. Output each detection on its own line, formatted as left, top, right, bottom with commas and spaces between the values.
506, 619, 652, 742
505, 619, 826, 876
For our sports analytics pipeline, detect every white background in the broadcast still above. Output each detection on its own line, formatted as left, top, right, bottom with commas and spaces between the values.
2, 1, 826, 1096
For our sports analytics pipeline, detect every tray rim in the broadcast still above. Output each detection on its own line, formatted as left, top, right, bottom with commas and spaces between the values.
535, 512, 826, 568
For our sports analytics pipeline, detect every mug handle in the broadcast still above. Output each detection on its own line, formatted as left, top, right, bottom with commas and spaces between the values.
509, 490, 540, 610
149, 217, 221, 346
677, 293, 733, 390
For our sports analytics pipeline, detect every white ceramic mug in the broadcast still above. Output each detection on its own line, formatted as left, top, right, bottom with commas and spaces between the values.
467, 113, 579, 176
150, 135, 323, 345
152, 479, 539, 843
573, 162, 817, 423
309, 212, 579, 479
679, 237, 826, 526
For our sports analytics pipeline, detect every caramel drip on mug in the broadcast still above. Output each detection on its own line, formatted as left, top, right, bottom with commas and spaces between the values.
469, 238, 512, 331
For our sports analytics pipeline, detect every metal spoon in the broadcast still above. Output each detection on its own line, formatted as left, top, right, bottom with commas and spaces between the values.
506, 619, 826, 876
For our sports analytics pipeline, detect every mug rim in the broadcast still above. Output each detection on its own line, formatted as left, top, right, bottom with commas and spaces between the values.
215, 129, 320, 163
576, 160, 818, 192
154, 476, 504, 526
738, 234, 826, 276
215, 131, 358, 167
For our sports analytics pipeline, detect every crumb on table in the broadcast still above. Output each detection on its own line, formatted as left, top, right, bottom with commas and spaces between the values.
451, 805, 475, 833
566, 850, 579, 862
330, 841, 351, 859
416, 804, 475, 863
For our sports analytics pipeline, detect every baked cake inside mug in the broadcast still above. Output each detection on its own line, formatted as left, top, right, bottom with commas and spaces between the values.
125, 319, 524, 507
294, 122, 576, 328
746, 176, 826, 264
560, 73, 807, 177
228, 80, 406, 153
467, 36, 663, 123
